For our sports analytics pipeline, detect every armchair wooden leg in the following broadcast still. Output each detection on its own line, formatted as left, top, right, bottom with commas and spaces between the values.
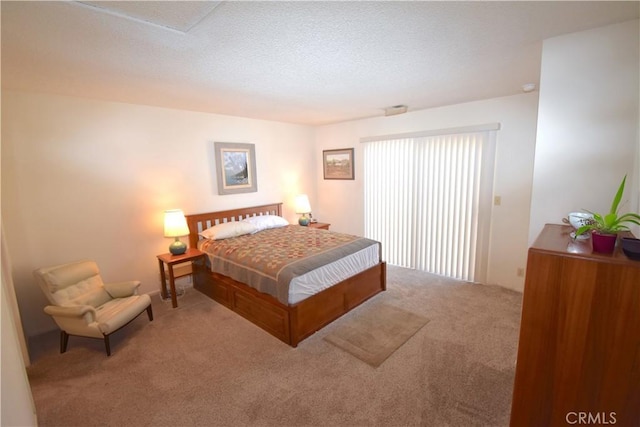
146, 305, 153, 321
60, 331, 69, 354
104, 335, 111, 357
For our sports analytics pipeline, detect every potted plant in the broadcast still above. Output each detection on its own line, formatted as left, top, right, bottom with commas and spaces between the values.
574, 175, 640, 253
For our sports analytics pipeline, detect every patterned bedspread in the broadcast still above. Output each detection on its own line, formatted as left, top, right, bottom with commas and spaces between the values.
199, 225, 380, 305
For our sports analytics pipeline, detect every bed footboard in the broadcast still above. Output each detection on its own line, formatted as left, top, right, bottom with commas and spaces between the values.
193, 261, 386, 347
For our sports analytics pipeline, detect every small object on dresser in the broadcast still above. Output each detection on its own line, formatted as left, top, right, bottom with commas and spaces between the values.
621, 237, 640, 261
572, 175, 640, 252
566, 212, 594, 230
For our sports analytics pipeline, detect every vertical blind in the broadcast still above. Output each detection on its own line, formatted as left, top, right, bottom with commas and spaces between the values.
363, 127, 497, 282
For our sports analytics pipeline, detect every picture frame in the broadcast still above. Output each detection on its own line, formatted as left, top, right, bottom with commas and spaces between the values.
214, 142, 258, 195
323, 148, 354, 180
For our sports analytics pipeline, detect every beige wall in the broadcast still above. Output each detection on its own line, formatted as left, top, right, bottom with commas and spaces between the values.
1, 91, 315, 337
314, 93, 539, 292
530, 19, 640, 242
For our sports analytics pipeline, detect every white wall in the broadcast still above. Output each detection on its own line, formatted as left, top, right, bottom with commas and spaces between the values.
530, 20, 640, 242
314, 93, 539, 292
1, 278, 38, 426
1, 91, 315, 338
1, 233, 38, 426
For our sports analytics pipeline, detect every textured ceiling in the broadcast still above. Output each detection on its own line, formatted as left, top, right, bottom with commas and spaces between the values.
2, 1, 639, 125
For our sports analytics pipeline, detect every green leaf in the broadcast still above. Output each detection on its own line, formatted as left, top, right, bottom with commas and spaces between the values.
575, 224, 592, 236
618, 214, 640, 226
610, 175, 626, 215
603, 213, 618, 228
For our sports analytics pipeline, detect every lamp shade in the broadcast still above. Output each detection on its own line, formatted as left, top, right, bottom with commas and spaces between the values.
295, 194, 312, 214
164, 209, 189, 237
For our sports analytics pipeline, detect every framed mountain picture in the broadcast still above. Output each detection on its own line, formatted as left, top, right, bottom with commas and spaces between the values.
214, 142, 257, 194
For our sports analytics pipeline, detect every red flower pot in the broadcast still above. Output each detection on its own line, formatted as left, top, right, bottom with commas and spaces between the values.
591, 231, 617, 254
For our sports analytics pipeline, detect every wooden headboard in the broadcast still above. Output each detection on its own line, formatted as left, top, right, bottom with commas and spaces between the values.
185, 203, 283, 248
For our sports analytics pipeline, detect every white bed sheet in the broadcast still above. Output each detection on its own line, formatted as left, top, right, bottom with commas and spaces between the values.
288, 242, 380, 304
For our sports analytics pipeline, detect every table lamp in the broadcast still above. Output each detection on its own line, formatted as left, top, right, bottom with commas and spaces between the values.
164, 209, 190, 255
295, 194, 312, 226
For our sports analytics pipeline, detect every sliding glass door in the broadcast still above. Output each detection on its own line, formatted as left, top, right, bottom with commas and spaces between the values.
363, 126, 497, 282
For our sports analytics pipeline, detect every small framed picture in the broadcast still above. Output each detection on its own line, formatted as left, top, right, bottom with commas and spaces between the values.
214, 142, 258, 194
323, 148, 354, 180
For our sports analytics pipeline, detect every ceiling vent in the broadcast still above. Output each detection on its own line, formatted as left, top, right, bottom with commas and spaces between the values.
384, 105, 408, 117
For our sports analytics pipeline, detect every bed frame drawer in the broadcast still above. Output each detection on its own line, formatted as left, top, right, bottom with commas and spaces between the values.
233, 290, 290, 343
194, 264, 231, 306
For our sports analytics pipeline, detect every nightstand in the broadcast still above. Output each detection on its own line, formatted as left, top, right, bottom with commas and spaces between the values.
157, 248, 206, 308
307, 222, 330, 230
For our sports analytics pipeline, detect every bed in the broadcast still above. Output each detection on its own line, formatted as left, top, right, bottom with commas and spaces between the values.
185, 203, 386, 347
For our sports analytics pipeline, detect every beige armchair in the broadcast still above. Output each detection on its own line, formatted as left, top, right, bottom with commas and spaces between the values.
34, 260, 153, 356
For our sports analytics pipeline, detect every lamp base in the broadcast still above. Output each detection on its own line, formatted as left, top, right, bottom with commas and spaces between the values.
169, 239, 187, 255
298, 214, 310, 226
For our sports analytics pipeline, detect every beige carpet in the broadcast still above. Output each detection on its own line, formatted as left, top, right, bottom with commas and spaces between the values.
26, 265, 522, 426
324, 303, 430, 367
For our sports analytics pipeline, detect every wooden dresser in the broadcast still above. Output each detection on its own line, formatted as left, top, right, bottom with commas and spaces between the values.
510, 224, 640, 426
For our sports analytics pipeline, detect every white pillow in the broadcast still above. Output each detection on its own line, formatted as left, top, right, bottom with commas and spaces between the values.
199, 221, 257, 240
242, 215, 289, 233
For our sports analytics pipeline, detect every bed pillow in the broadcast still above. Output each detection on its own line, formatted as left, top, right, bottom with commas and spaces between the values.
242, 215, 289, 233
199, 221, 257, 240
